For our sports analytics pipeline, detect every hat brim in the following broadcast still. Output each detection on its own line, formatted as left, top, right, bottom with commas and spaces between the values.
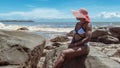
72, 10, 86, 19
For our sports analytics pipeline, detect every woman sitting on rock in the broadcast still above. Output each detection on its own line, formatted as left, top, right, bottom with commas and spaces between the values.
54, 8, 92, 68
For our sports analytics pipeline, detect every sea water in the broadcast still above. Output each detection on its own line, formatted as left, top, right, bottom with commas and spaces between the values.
0, 21, 120, 39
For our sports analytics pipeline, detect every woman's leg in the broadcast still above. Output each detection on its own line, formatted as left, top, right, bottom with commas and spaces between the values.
54, 46, 89, 68
53, 52, 66, 68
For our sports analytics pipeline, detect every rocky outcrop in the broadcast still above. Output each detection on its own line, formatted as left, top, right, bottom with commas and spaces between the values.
0, 30, 45, 68
92, 29, 108, 39
50, 36, 69, 42
44, 45, 55, 50
44, 45, 120, 68
89, 42, 120, 63
43, 45, 67, 68
85, 46, 120, 68
52, 42, 61, 47
91, 28, 109, 42
17, 27, 29, 31
0, 65, 19, 68
66, 30, 74, 37
91, 27, 120, 44
109, 27, 120, 39
98, 35, 119, 44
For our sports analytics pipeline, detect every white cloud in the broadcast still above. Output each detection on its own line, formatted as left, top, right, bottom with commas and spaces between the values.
0, 8, 72, 20
98, 12, 120, 19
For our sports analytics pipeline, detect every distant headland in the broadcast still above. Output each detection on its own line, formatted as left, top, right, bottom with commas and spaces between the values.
0, 20, 34, 22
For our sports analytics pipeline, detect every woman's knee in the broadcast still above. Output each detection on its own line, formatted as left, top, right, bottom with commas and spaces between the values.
61, 50, 68, 58
61, 49, 73, 58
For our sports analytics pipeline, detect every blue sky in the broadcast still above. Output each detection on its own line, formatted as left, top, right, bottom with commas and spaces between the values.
0, 0, 120, 22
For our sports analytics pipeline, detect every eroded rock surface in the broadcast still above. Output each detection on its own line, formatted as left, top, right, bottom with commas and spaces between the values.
50, 36, 69, 42
44, 45, 120, 68
0, 30, 45, 68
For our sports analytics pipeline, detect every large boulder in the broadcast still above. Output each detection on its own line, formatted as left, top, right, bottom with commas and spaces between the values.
44, 45, 120, 68
91, 29, 108, 41
91, 27, 120, 44
0, 30, 45, 68
109, 27, 120, 39
91, 29, 108, 38
98, 35, 119, 44
50, 36, 69, 42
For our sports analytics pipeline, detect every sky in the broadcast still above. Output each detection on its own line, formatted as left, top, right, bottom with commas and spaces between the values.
0, 0, 120, 22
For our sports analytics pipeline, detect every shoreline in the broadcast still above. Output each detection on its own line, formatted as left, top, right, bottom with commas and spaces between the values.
0, 20, 34, 22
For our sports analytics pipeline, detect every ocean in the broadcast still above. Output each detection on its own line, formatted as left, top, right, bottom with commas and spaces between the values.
0, 21, 120, 39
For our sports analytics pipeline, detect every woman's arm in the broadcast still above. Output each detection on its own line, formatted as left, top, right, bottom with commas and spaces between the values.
71, 22, 79, 44
74, 23, 92, 46
68, 23, 78, 48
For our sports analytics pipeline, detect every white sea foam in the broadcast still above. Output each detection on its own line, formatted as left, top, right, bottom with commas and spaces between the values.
0, 22, 6, 27
0, 22, 73, 33
29, 26, 73, 32
0, 22, 21, 30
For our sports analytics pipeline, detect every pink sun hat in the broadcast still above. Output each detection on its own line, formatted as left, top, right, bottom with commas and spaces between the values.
72, 8, 90, 23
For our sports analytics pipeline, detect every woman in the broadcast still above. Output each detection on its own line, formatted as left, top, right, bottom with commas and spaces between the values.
54, 8, 92, 68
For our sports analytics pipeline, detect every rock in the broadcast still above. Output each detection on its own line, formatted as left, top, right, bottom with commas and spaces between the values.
98, 35, 119, 44
102, 49, 117, 57
44, 45, 54, 50
114, 49, 120, 57
0, 61, 9, 66
66, 30, 74, 37
91, 27, 120, 44
42, 49, 52, 57
44, 45, 120, 68
109, 27, 120, 39
92, 29, 108, 38
37, 57, 46, 68
85, 47, 120, 68
91, 29, 108, 41
43, 45, 67, 68
0, 30, 45, 68
0, 65, 19, 68
110, 57, 120, 64
89, 42, 107, 47
50, 36, 69, 42
17, 27, 29, 31
97, 27, 108, 29
52, 42, 61, 47
98, 44, 120, 57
